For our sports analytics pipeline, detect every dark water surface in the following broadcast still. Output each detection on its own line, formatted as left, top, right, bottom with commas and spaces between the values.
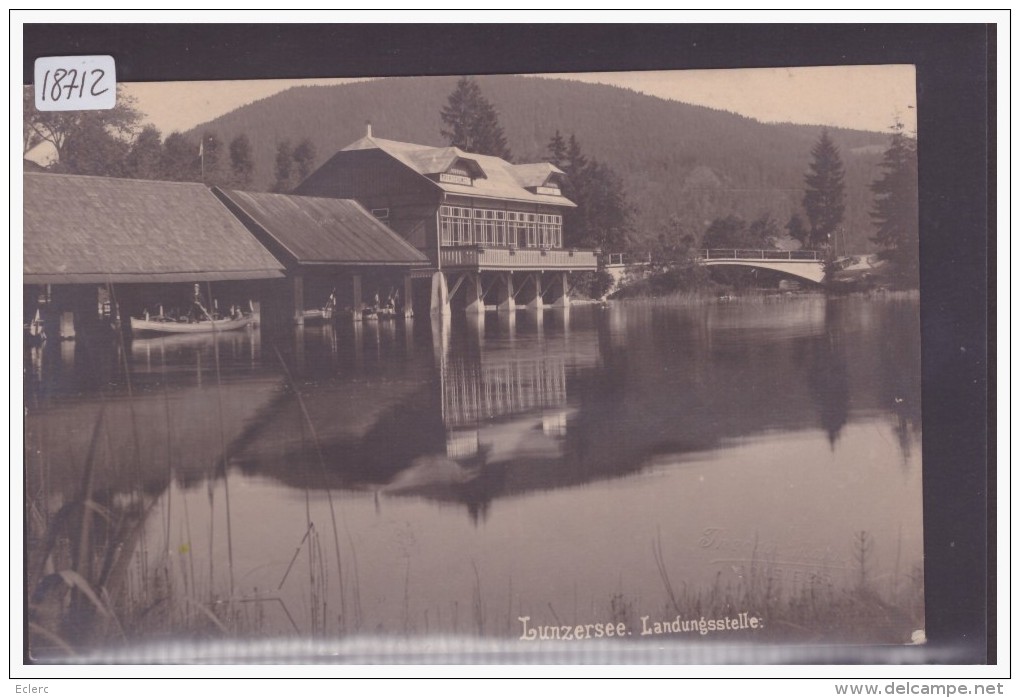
25, 296, 924, 648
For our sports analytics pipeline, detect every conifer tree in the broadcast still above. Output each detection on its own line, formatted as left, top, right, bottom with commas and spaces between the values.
870, 120, 919, 286
440, 77, 512, 159
547, 130, 567, 169
802, 129, 846, 250
549, 132, 633, 252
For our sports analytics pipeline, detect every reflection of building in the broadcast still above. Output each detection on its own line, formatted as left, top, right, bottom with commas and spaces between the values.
430, 317, 602, 478
441, 356, 568, 428
296, 126, 598, 315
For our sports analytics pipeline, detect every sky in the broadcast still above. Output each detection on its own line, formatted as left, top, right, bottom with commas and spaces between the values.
120, 65, 917, 138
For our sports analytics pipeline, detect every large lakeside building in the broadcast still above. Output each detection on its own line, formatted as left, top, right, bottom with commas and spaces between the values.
23, 128, 599, 336
296, 126, 598, 315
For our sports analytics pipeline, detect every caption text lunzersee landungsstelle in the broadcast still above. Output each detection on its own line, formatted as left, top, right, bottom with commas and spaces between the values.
517, 612, 762, 641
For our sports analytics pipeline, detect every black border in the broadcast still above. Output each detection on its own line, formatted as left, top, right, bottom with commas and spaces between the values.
20, 22, 994, 668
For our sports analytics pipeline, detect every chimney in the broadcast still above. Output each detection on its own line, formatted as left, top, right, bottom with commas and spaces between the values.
366, 121, 372, 138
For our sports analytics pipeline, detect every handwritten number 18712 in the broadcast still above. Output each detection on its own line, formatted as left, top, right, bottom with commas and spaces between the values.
39, 68, 109, 103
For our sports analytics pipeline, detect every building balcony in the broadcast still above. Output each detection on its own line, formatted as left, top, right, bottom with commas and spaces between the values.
439, 245, 598, 271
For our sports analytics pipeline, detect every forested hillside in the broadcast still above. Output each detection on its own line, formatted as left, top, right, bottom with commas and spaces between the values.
186, 75, 893, 253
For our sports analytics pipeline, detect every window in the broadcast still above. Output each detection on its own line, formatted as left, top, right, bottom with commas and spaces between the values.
524, 213, 538, 248
440, 205, 473, 245
538, 214, 554, 247
371, 208, 389, 220
440, 207, 562, 248
473, 209, 498, 246
494, 210, 507, 246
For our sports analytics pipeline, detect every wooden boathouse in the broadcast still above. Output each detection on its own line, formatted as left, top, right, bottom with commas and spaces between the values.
23, 172, 287, 339
295, 125, 599, 316
212, 188, 430, 323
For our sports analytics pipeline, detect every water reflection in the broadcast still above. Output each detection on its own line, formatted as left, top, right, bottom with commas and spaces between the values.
24, 297, 924, 648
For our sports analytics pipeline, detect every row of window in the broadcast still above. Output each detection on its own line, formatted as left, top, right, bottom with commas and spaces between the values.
439, 206, 563, 248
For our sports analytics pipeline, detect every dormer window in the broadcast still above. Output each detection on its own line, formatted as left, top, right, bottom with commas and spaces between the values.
534, 185, 562, 196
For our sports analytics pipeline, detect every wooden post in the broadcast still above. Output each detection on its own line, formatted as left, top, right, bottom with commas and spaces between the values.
430, 271, 450, 317
526, 272, 544, 310
551, 271, 570, 308
402, 274, 414, 318
293, 272, 305, 326
59, 312, 75, 340
465, 272, 485, 315
70, 285, 101, 337
497, 272, 516, 312
352, 273, 363, 322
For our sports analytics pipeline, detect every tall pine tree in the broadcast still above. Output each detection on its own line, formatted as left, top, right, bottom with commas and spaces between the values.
802, 129, 846, 251
547, 132, 633, 252
870, 121, 919, 286
440, 77, 512, 160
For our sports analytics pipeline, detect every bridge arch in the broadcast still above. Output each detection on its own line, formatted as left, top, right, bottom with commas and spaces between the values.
697, 250, 826, 285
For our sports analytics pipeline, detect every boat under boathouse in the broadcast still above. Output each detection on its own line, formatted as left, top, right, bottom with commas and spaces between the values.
294, 126, 599, 316
212, 188, 431, 324
23, 172, 287, 339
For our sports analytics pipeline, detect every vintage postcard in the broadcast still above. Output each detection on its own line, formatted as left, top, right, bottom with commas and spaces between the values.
22, 62, 930, 665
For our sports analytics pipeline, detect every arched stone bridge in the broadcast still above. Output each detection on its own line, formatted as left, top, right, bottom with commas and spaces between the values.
696, 249, 826, 284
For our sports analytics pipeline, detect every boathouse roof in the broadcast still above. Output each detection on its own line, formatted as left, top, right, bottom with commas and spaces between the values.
213, 189, 431, 266
329, 133, 576, 207
23, 173, 286, 285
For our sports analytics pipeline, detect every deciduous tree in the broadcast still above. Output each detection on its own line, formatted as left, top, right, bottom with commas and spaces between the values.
292, 138, 317, 182
199, 131, 229, 186
160, 131, 199, 182
785, 213, 810, 248
24, 85, 140, 166
124, 125, 163, 180
272, 140, 296, 193
228, 134, 255, 188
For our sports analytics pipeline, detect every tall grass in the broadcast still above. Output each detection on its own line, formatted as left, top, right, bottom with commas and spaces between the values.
643, 529, 923, 644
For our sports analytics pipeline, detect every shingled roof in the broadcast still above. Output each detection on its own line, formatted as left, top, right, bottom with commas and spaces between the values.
23, 173, 285, 284
213, 189, 430, 266
341, 135, 576, 207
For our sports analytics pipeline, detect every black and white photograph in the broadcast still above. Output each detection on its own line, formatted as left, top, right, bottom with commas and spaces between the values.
16, 22, 993, 672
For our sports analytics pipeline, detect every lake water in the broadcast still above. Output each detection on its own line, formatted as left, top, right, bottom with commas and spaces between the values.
24, 296, 924, 654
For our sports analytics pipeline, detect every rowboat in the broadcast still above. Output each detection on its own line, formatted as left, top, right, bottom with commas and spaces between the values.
301, 306, 335, 324
130, 314, 253, 336
302, 290, 337, 324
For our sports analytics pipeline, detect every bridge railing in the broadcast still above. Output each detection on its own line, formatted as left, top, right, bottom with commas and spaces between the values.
697, 249, 822, 261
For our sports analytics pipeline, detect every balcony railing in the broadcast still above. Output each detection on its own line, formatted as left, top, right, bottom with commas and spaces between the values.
440, 246, 598, 270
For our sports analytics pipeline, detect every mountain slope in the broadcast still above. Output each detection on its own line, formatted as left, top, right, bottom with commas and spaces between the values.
185, 75, 893, 253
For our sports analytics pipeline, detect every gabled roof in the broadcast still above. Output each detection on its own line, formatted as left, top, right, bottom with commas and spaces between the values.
214, 189, 430, 266
341, 135, 576, 208
23, 173, 285, 284
508, 162, 565, 189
